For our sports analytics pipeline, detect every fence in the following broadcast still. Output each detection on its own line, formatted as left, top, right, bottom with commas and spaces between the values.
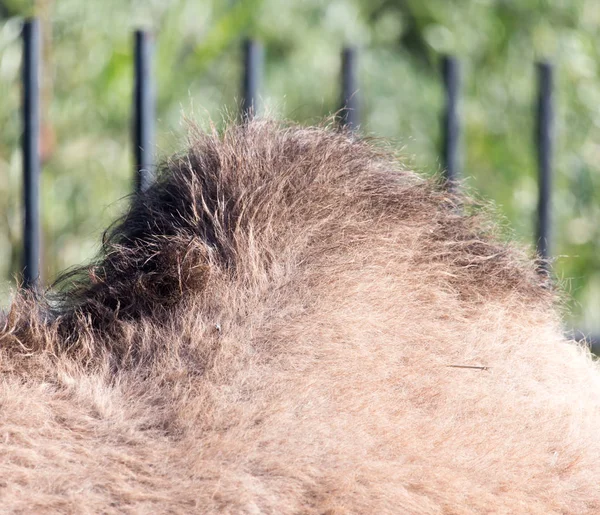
13, 17, 599, 351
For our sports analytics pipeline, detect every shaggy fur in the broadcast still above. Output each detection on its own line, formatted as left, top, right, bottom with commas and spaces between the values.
1, 120, 600, 514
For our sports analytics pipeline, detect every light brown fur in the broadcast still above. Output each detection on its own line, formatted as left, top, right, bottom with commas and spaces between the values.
1, 120, 600, 514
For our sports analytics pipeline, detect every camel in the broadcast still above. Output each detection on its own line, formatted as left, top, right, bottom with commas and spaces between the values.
1, 120, 599, 514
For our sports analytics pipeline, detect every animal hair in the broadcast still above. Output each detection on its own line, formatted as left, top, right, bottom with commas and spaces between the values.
1, 120, 600, 514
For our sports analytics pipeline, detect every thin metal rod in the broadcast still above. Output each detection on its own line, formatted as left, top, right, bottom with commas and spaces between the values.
570, 329, 600, 355
242, 39, 262, 121
22, 18, 41, 289
339, 47, 359, 129
441, 55, 461, 184
536, 62, 554, 262
133, 30, 155, 193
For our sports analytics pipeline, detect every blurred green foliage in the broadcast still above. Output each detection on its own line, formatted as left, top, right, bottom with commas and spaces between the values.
0, 0, 599, 334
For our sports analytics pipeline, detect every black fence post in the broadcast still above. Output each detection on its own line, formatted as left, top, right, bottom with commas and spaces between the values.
22, 18, 41, 289
536, 62, 554, 263
242, 39, 262, 121
339, 47, 358, 129
573, 331, 600, 355
441, 55, 460, 185
133, 30, 155, 194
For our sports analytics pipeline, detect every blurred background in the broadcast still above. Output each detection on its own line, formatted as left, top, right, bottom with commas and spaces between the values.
0, 0, 599, 336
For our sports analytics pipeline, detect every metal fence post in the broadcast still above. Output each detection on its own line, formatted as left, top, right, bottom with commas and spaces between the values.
242, 39, 262, 121
536, 62, 554, 263
340, 47, 358, 129
441, 55, 460, 185
22, 18, 41, 289
133, 30, 155, 193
